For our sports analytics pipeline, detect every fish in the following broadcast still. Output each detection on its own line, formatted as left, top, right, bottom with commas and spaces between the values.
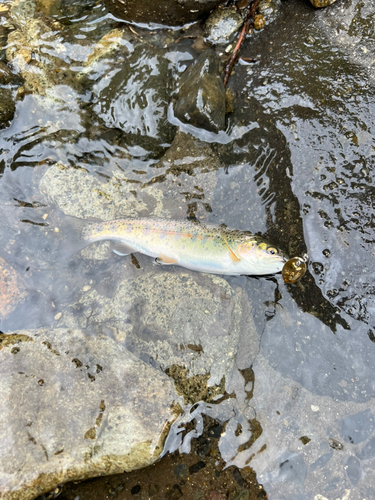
60, 217, 288, 276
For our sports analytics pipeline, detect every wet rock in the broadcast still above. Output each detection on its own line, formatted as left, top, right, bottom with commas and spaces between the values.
166, 364, 226, 405
36, 0, 97, 23
346, 456, 361, 486
5, 0, 81, 96
151, 131, 220, 218
6, 18, 61, 94
318, 0, 375, 84
61, 270, 247, 390
0, 257, 27, 317
40, 133, 220, 230
93, 44, 175, 158
220, 350, 375, 498
204, 7, 243, 45
341, 409, 374, 445
258, 0, 282, 24
78, 28, 133, 82
40, 162, 166, 217
0, 88, 16, 126
356, 437, 375, 460
154, 130, 223, 174
9, 0, 36, 27
0, 25, 11, 62
174, 50, 226, 133
310, 0, 337, 7
189, 460, 206, 474
0, 61, 22, 86
104, 0, 225, 27
253, 14, 265, 31
0, 328, 181, 500
174, 463, 188, 479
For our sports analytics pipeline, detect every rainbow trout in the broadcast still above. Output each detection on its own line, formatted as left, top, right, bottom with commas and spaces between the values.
61, 217, 288, 276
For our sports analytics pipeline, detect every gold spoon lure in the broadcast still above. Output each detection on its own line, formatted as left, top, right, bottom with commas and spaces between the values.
282, 253, 308, 284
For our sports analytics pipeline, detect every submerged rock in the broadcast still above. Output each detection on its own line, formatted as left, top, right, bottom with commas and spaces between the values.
318, 0, 375, 84
0, 88, 16, 127
36, 0, 97, 23
0, 62, 22, 86
310, 0, 337, 7
0, 257, 27, 317
0, 25, 11, 62
6, 17, 70, 95
40, 162, 169, 219
204, 7, 243, 45
9, 0, 36, 27
0, 328, 181, 500
257, 0, 282, 24
174, 50, 226, 133
5, 0, 81, 96
59, 269, 251, 396
39, 131, 221, 228
104, 0, 225, 27
78, 28, 133, 81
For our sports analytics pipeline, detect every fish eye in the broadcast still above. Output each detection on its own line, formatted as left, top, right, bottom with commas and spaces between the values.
268, 247, 278, 255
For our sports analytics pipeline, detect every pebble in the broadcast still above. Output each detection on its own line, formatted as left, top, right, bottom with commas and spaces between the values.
204, 7, 243, 45
309, 0, 337, 7
254, 14, 266, 31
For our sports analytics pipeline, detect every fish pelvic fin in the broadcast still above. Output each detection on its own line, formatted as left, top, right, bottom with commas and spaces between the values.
155, 253, 178, 265
223, 237, 241, 263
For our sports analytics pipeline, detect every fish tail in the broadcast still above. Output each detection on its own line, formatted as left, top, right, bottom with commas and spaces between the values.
58, 215, 97, 259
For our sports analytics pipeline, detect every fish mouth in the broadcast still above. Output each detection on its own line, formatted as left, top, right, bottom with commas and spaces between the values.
272, 255, 288, 273
258, 256, 287, 274
276, 259, 287, 272
280, 253, 289, 264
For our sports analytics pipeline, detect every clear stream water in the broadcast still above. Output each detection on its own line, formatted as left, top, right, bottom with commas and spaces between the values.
0, 0, 375, 499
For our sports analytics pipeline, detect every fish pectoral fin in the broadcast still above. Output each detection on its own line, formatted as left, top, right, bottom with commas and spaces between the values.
223, 238, 241, 263
112, 242, 136, 256
155, 253, 178, 265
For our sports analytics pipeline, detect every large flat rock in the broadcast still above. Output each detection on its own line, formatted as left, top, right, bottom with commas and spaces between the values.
0, 328, 181, 500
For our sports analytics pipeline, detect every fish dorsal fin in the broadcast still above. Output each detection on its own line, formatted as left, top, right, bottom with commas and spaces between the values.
112, 242, 136, 256
223, 237, 241, 262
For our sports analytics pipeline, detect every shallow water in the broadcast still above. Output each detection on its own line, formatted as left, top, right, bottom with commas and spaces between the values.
0, 0, 375, 499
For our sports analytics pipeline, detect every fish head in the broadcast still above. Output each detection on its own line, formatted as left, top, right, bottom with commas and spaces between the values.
237, 237, 288, 275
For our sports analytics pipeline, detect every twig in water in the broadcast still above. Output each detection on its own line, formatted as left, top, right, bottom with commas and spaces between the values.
223, 0, 261, 87
128, 25, 140, 37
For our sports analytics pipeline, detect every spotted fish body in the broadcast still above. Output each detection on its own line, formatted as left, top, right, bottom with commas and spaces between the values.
65, 217, 288, 276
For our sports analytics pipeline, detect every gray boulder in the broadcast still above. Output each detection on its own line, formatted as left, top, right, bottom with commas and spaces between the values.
0, 328, 181, 500
174, 50, 226, 133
